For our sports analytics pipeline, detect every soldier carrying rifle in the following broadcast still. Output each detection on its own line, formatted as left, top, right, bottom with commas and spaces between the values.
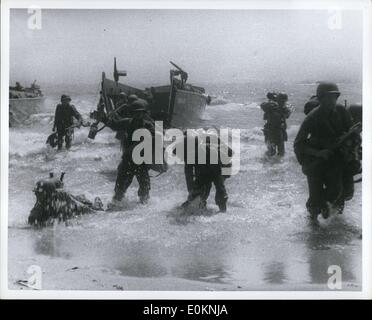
294, 82, 362, 220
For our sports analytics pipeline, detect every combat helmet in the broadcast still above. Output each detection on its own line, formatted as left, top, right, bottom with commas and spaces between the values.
277, 92, 288, 102
118, 92, 127, 99
316, 82, 340, 99
128, 94, 138, 103
61, 94, 71, 102
130, 99, 149, 113
266, 92, 277, 101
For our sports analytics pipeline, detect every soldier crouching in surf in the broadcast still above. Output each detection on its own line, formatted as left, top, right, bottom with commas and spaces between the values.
28, 172, 103, 227
179, 130, 233, 213
52, 94, 83, 150
102, 100, 155, 207
294, 82, 362, 221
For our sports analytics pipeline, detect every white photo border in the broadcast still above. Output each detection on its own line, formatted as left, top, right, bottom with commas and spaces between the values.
1, 0, 371, 300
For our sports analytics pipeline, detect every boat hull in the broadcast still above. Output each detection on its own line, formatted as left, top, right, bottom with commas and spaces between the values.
9, 97, 45, 126
102, 77, 207, 128
171, 89, 207, 128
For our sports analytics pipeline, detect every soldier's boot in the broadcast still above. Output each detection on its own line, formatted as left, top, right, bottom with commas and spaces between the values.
277, 142, 285, 157
320, 206, 330, 219
306, 201, 321, 220
107, 198, 122, 211
139, 194, 149, 205
113, 190, 124, 202
65, 135, 72, 150
336, 203, 345, 215
218, 202, 227, 213
265, 143, 276, 157
331, 199, 345, 215
57, 137, 64, 150
199, 199, 207, 210
137, 165, 150, 204
181, 199, 191, 208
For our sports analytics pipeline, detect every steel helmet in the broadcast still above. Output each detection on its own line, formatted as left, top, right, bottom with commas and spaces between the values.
130, 99, 148, 112
277, 92, 288, 101
118, 92, 127, 98
266, 92, 277, 101
316, 82, 340, 99
61, 94, 71, 102
128, 94, 138, 103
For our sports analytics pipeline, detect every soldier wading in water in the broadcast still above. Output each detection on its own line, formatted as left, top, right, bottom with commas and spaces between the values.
53, 94, 83, 150
102, 100, 155, 207
294, 82, 362, 220
260, 92, 291, 157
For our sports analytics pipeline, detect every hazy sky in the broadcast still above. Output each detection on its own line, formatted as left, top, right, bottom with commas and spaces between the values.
9, 9, 363, 88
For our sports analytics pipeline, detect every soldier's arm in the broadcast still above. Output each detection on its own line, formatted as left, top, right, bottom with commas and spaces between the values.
294, 118, 324, 158
284, 106, 291, 118
71, 105, 83, 123
145, 121, 156, 136
105, 117, 130, 131
53, 105, 60, 131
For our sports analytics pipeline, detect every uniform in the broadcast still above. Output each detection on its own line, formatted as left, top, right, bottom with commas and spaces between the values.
106, 104, 155, 203
53, 95, 82, 150
181, 134, 231, 212
261, 92, 291, 156
294, 82, 359, 219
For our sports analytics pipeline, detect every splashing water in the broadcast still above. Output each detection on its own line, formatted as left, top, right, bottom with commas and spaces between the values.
8, 85, 362, 290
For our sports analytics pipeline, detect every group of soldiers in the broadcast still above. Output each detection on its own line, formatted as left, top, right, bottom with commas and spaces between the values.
44, 91, 230, 224
260, 82, 362, 220
33, 81, 361, 225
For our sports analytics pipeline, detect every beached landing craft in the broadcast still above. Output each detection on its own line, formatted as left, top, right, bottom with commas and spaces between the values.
89, 58, 210, 132
9, 81, 45, 126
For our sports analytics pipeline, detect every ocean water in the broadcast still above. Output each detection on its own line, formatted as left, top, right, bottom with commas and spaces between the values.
8, 82, 362, 290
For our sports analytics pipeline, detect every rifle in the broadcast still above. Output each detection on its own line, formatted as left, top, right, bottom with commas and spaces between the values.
304, 122, 362, 174
88, 72, 117, 139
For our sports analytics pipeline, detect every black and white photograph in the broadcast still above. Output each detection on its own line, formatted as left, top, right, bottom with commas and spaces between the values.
1, 0, 371, 299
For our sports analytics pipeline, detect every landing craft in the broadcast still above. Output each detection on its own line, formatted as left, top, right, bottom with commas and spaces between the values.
90, 58, 210, 130
9, 80, 45, 126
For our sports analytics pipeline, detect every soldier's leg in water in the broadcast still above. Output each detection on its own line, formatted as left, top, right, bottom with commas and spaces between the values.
342, 171, 354, 202
136, 165, 150, 204
277, 132, 285, 156
266, 141, 276, 157
199, 181, 212, 209
342, 161, 360, 202
114, 159, 134, 201
182, 170, 206, 208
65, 129, 73, 150
324, 165, 344, 213
184, 165, 196, 202
306, 174, 327, 218
57, 130, 65, 150
214, 176, 228, 212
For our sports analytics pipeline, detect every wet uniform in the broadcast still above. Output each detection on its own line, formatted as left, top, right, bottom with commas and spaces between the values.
183, 137, 231, 211
262, 102, 290, 156
294, 104, 355, 216
53, 103, 82, 150
107, 117, 155, 203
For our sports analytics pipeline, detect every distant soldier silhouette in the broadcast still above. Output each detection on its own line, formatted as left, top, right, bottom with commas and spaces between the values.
261, 92, 291, 156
